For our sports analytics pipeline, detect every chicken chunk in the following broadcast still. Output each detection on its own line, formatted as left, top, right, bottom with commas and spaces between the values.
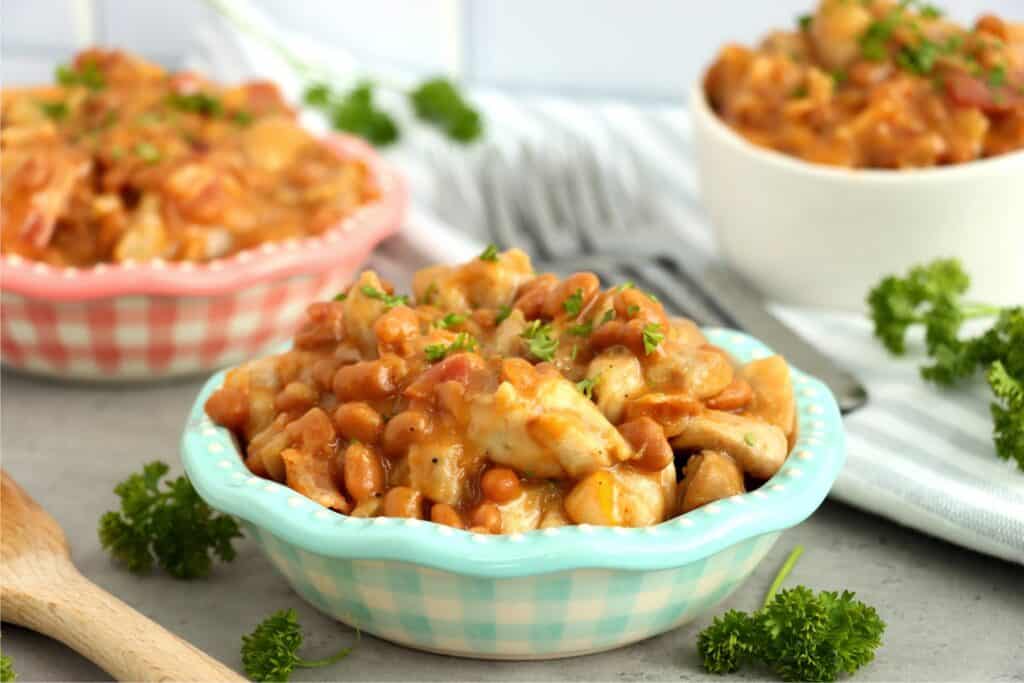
564, 463, 676, 527
495, 481, 565, 533
645, 346, 734, 398
810, 0, 875, 70
588, 348, 645, 424
407, 432, 482, 507
671, 410, 788, 480
678, 450, 745, 513
412, 248, 534, 311
342, 271, 395, 357
742, 355, 797, 445
467, 369, 633, 479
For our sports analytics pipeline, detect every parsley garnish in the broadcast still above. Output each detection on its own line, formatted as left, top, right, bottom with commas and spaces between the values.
868, 259, 1023, 468
166, 91, 223, 117
698, 546, 885, 680
409, 77, 483, 143
98, 461, 242, 579
434, 313, 466, 329
360, 285, 409, 310
920, 3, 943, 19
56, 60, 105, 90
988, 65, 1007, 89
38, 100, 68, 121
495, 304, 513, 325
563, 288, 584, 316
479, 244, 500, 262
232, 110, 254, 126
797, 13, 812, 31
600, 310, 616, 326
303, 81, 399, 146
627, 304, 641, 317
576, 374, 600, 400
333, 292, 348, 302
241, 608, 353, 682
642, 323, 664, 354
134, 142, 162, 164
520, 320, 559, 361
568, 320, 593, 337
421, 282, 439, 306
425, 332, 477, 362
1, 651, 16, 683
744, 432, 757, 447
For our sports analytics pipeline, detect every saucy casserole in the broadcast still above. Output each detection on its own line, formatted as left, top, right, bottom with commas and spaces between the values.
205, 249, 798, 533
0, 49, 377, 266
705, 0, 1024, 168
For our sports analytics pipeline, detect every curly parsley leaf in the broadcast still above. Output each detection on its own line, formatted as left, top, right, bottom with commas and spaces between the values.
99, 461, 241, 579
1, 650, 15, 683
425, 332, 477, 362
409, 77, 483, 143
434, 313, 466, 330
495, 304, 513, 325
520, 320, 559, 361
697, 546, 885, 681
479, 244, 500, 262
576, 374, 600, 400
241, 609, 352, 682
988, 361, 1024, 469
56, 60, 105, 90
563, 289, 585, 316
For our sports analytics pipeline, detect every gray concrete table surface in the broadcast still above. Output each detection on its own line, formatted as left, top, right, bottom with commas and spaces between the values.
1, 369, 1022, 683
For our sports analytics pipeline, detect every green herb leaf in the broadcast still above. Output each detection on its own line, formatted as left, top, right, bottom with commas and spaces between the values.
332, 292, 348, 302
568, 320, 593, 337
241, 609, 353, 682
600, 309, 616, 326
479, 244, 500, 262
329, 82, 399, 147
576, 374, 600, 400
56, 60, 105, 90
1, 650, 16, 683
166, 91, 223, 117
495, 304, 513, 325
232, 110, 254, 126
37, 100, 68, 121
360, 285, 409, 310
98, 461, 242, 579
134, 142, 162, 164
303, 82, 332, 108
642, 323, 664, 355
797, 13, 812, 31
563, 288, 584, 316
425, 332, 477, 362
520, 320, 559, 361
434, 313, 466, 329
409, 77, 483, 143
988, 65, 1008, 89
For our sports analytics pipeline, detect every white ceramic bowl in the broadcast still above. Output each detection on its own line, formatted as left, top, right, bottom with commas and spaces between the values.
690, 81, 1024, 310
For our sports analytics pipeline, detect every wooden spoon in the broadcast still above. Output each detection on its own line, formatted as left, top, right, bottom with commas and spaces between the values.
0, 470, 244, 682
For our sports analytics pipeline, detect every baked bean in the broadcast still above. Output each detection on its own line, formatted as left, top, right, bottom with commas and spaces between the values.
614, 288, 665, 327
333, 401, 383, 443
311, 357, 342, 391
514, 274, 558, 319
975, 14, 1007, 40
470, 503, 502, 534
618, 417, 673, 471
294, 301, 346, 349
480, 467, 522, 504
623, 393, 702, 438
590, 318, 647, 357
333, 354, 406, 402
343, 442, 385, 503
543, 272, 600, 319
705, 377, 754, 411
404, 353, 483, 399
382, 410, 432, 457
383, 486, 424, 519
275, 381, 317, 414
430, 503, 464, 528
204, 387, 248, 431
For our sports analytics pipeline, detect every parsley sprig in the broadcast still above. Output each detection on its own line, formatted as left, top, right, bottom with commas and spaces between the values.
698, 546, 885, 681
56, 60, 105, 90
241, 609, 353, 682
642, 323, 664, 355
98, 461, 242, 579
520, 320, 559, 361
360, 285, 409, 310
1, 650, 15, 683
868, 259, 1023, 468
425, 332, 478, 362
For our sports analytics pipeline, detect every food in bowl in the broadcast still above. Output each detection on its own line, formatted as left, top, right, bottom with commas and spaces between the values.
705, 0, 1024, 168
204, 248, 798, 533
0, 48, 377, 266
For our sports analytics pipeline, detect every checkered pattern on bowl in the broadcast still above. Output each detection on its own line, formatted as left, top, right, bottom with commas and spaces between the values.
181, 329, 845, 658
0, 135, 405, 381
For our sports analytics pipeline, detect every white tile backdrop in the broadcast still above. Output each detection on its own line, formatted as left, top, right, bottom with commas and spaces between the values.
2, 0, 1021, 99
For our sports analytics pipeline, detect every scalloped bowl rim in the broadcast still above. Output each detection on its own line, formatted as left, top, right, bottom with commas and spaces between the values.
0, 134, 405, 301
689, 80, 1024, 182
182, 328, 845, 578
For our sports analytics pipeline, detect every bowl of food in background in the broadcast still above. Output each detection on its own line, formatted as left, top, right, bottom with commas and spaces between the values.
0, 49, 405, 380
183, 248, 845, 659
691, 0, 1024, 310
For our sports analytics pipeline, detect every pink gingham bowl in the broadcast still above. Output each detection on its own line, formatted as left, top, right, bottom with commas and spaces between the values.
0, 134, 405, 381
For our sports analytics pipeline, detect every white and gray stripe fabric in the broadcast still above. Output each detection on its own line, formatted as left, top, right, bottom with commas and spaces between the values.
188, 2, 1024, 565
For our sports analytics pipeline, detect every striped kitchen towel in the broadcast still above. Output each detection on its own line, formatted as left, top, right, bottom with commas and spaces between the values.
188, 0, 1024, 564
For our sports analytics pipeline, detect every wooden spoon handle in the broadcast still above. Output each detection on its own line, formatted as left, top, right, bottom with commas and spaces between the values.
4, 569, 244, 682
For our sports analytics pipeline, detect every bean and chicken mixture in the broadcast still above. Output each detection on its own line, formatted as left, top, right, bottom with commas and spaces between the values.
205, 248, 797, 533
0, 49, 377, 266
706, 0, 1024, 168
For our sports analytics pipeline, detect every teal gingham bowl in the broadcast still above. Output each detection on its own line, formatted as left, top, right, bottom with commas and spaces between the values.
181, 329, 845, 659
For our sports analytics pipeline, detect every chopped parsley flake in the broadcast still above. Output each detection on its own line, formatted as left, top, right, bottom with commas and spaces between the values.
166, 91, 223, 117
744, 432, 757, 447
576, 374, 600, 400
563, 288, 584, 316
333, 292, 348, 302
495, 304, 513, 324
617, 281, 635, 292
627, 304, 641, 317
421, 282, 439, 306
568, 320, 593, 337
989, 65, 1007, 89
920, 3, 943, 19
134, 142, 162, 164
56, 60, 105, 90
797, 13, 812, 31
360, 285, 409, 309
434, 313, 466, 329
600, 309, 616, 326
232, 110, 254, 126
520, 320, 559, 361
38, 100, 68, 121
425, 332, 477, 362
479, 244, 500, 262
642, 323, 664, 355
